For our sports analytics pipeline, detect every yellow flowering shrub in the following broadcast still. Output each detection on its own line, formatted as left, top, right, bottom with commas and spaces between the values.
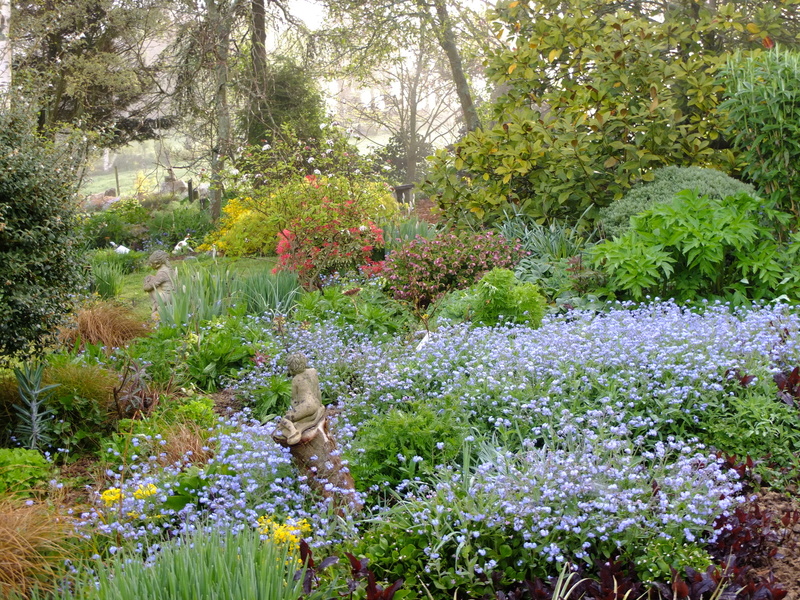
200, 176, 398, 259
199, 197, 279, 257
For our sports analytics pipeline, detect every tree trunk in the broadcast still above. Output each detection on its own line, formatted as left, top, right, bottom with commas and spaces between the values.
406, 67, 419, 185
209, 0, 231, 222
251, 0, 267, 85
430, 0, 481, 132
248, 0, 267, 144
0, 0, 10, 94
273, 418, 363, 514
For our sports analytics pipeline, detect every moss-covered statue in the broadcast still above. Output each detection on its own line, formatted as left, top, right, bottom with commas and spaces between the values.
143, 250, 177, 320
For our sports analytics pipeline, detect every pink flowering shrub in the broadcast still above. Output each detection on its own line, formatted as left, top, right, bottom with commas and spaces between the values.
273, 193, 384, 289
383, 231, 523, 308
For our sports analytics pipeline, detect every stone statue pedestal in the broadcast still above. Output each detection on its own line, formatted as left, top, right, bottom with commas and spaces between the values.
272, 418, 362, 513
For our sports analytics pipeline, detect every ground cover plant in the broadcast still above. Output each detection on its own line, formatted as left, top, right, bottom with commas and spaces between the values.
33, 297, 796, 598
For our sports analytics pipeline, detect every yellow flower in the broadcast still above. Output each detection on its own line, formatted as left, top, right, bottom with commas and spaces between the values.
133, 483, 158, 499
257, 516, 311, 551
101, 487, 122, 507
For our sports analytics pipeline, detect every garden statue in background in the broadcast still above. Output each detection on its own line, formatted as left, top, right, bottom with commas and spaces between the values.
143, 250, 177, 320
272, 352, 361, 512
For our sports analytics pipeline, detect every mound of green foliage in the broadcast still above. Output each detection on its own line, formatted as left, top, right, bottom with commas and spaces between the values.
437, 268, 547, 327
599, 166, 757, 239
0, 448, 51, 497
593, 189, 800, 302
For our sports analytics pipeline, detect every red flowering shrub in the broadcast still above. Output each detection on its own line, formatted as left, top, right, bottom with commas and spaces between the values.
273, 195, 384, 289
383, 231, 523, 309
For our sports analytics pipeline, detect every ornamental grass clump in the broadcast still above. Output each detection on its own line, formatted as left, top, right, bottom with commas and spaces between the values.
65, 527, 306, 600
58, 301, 149, 351
383, 230, 523, 309
0, 498, 77, 599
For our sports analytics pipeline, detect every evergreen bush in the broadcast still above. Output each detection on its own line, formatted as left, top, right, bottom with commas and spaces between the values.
0, 106, 88, 357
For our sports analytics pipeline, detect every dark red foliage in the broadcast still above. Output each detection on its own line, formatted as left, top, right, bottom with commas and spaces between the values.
710, 503, 784, 568
725, 368, 757, 388
774, 366, 800, 407
296, 542, 403, 600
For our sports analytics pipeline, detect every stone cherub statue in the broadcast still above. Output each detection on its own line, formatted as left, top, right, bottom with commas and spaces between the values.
143, 250, 177, 320
275, 353, 326, 445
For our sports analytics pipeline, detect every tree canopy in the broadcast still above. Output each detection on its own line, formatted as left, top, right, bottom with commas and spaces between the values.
12, 0, 171, 145
423, 0, 798, 224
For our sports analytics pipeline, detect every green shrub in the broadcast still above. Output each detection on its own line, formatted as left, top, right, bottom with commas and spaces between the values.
347, 401, 467, 496
633, 537, 712, 584
0, 106, 88, 357
293, 285, 412, 336
705, 389, 800, 469
183, 317, 253, 392
720, 46, 800, 220
592, 190, 800, 302
125, 325, 189, 388
423, 0, 739, 224
438, 269, 547, 327
249, 375, 292, 422
82, 198, 149, 250
0, 448, 51, 497
146, 202, 214, 249
384, 231, 523, 309
81, 211, 136, 250
161, 395, 218, 430
44, 359, 118, 453
598, 166, 757, 239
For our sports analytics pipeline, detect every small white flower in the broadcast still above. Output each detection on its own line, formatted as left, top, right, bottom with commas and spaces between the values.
262, 143, 271, 150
